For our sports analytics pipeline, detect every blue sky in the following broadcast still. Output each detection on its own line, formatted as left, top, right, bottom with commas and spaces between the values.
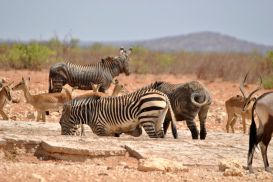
1, 0, 273, 45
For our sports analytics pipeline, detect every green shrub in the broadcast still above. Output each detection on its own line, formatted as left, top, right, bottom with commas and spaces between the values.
6, 43, 54, 69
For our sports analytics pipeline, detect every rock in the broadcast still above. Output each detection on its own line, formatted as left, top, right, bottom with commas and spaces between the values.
26, 111, 36, 120
223, 168, 243, 177
10, 115, 17, 121
219, 159, 244, 176
138, 157, 189, 172
31, 173, 46, 182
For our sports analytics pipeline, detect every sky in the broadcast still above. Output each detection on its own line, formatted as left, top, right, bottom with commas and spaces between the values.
1, 0, 273, 45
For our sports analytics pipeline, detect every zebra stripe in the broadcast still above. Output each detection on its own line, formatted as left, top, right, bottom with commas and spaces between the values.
49, 48, 131, 93
59, 88, 177, 138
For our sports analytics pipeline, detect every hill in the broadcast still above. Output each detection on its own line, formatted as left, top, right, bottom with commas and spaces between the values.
97, 31, 273, 54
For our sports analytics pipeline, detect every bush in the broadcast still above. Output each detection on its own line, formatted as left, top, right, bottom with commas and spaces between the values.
6, 43, 54, 69
262, 74, 273, 89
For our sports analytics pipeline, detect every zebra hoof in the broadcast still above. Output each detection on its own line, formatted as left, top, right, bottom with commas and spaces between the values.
191, 133, 199, 139
114, 133, 121, 137
200, 133, 207, 140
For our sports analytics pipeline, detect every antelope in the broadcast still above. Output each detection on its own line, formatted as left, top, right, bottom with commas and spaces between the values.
246, 77, 273, 173
0, 82, 13, 120
73, 79, 126, 136
225, 75, 258, 133
74, 79, 125, 99
12, 77, 72, 122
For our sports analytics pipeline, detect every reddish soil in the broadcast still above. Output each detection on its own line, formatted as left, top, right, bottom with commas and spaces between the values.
0, 69, 271, 182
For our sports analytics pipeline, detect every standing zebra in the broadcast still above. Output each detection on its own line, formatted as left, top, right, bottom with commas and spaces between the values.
126, 81, 211, 140
59, 88, 178, 139
48, 47, 132, 93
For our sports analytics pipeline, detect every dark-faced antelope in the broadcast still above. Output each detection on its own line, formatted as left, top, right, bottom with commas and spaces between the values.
243, 75, 273, 173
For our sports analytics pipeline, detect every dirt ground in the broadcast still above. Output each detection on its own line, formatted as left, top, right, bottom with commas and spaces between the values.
0, 69, 272, 182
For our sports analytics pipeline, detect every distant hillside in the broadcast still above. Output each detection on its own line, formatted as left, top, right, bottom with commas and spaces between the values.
95, 31, 273, 54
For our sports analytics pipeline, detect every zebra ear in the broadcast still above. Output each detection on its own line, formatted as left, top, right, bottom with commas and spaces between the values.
119, 47, 125, 55
126, 47, 132, 56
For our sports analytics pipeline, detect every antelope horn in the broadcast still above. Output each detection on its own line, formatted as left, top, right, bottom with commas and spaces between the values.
7, 81, 14, 87
240, 72, 249, 99
246, 74, 262, 101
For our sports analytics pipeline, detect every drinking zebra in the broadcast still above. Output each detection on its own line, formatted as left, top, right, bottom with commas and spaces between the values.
59, 88, 178, 139
48, 47, 132, 93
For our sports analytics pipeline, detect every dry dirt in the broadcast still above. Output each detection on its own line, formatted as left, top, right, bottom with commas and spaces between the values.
0, 69, 273, 182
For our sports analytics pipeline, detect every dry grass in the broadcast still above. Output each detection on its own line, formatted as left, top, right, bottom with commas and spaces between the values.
0, 41, 272, 85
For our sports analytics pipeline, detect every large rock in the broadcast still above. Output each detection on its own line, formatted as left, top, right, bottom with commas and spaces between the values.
138, 157, 189, 172
219, 159, 244, 176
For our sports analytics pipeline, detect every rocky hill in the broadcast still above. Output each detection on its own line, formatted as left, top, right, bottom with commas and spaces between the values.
95, 31, 273, 54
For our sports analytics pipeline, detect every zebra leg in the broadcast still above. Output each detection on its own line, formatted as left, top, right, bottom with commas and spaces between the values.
141, 121, 158, 138
186, 119, 199, 139
198, 105, 209, 140
81, 124, 86, 136
154, 106, 168, 138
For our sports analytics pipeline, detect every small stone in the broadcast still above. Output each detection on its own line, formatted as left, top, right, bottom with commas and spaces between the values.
31, 173, 46, 182
138, 157, 189, 172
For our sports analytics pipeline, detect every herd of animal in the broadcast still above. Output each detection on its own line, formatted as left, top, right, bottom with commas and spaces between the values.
0, 47, 273, 173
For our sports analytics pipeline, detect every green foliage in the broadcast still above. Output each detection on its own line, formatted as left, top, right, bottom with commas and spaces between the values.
156, 53, 174, 68
6, 43, 54, 69
131, 46, 149, 55
262, 74, 273, 89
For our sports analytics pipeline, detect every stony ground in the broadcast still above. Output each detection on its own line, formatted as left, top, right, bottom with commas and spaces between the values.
0, 69, 273, 182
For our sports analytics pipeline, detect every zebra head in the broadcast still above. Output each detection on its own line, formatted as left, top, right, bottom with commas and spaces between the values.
59, 103, 78, 135
116, 47, 132, 76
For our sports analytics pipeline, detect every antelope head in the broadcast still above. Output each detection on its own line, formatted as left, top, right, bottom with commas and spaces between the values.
240, 73, 262, 112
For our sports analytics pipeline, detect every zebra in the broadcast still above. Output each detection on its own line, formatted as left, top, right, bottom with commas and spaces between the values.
125, 81, 211, 140
59, 88, 178, 139
48, 47, 132, 93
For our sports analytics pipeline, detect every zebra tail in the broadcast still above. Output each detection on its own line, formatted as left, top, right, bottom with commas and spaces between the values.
248, 101, 258, 158
167, 98, 178, 139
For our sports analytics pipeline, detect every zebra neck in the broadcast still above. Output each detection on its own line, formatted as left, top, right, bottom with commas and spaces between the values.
102, 62, 121, 78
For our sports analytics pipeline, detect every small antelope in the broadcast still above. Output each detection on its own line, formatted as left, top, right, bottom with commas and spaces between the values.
74, 79, 125, 99
12, 77, 72, 122
0, 82, 13, 120
225, 74, 260, 134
